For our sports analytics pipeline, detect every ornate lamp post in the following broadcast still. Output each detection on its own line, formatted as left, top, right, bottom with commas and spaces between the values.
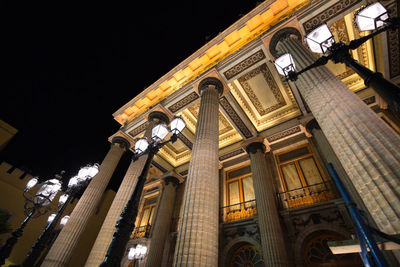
127, 244, 147, 266
100, 116, 186, 267
21, 163, 99, 267
273, 2, 400, 118
0, 174, 63, 265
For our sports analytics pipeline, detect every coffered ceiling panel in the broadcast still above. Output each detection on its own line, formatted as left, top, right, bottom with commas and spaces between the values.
157, 135, 191, 168
178, 102, 243, 149
229, 61, 300, 132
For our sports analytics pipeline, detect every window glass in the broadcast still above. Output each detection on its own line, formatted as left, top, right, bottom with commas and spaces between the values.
139, 208, 150, 227
148, 206, 155, 226
242, 176, 255, 202
281, 163, 302, 190
229, 181, 240, 206
299, 157, 323, 185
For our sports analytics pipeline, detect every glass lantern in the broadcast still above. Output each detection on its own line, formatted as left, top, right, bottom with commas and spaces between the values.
25, 177, 39, 191
34, 179, 62, 206
274, 53, 296, 77
48, 213, 56, 224
134, 137, 149, 154
59, 194, 69, 205
355, 2, 389, 32
60, 215, 70, 227
151, 123, 169, 143
306, 24, 335, 54
170, 116, 186, 135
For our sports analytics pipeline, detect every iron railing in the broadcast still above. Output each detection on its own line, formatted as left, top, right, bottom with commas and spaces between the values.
131, 225, 151, 239
220, 199, 257, 222
277, 181, 335, 209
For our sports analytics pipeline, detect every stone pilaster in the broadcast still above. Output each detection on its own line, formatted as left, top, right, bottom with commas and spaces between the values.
145, 175, 180, 267
41, 137, 130, 267
274, 28, 400, 234
85, 112, 170, 267
246, 141, 288, 267
173, 77, 223, 266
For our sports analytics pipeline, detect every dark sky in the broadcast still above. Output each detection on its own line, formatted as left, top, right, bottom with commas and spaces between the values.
2, 1, 261, 190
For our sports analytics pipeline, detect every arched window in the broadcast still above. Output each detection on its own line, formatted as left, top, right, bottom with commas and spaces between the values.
229, 243, 264, 267
303, 232, 363, 267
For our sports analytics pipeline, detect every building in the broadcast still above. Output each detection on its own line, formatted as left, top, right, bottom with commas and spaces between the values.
42, 0, 400, 266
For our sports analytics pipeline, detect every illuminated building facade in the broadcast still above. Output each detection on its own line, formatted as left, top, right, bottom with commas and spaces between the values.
42, 0, 400, 266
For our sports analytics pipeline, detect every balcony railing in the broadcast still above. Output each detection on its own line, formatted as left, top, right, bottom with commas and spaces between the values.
278, 181, 335, 210
221, 199, 257, 222
131, 225, 151, 239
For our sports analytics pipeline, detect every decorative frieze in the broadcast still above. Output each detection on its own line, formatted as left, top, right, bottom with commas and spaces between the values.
151, 161, 168, 173
266, 126, 302, 143
387, 2, 400, 78
177, 133, 193, 150
219, 97, 253, 138
223, 50, 266, 80
219, 148, 245, 162
303, 0, 361, 34
167, 91, 199, 113
362, 95, 376, 105
128, 121, 149, 138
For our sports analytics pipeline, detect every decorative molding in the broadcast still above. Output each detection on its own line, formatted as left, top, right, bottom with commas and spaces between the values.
128, 121, 149, 137
178, 133, 193, 150
151, 161, 168, 173
387, 2, 400, 78
219, 148, 245, 161
266, 126, 302, 143
219, 97, 253, 139
179, 170, 188, 176
362, 95, 376, 105
303, 0, 361, 34
223, 50, 266, 80
238, 63, 286, 116
168, 92, 199, 113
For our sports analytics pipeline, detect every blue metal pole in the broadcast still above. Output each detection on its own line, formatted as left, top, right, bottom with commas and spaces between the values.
327, 163, 388, 267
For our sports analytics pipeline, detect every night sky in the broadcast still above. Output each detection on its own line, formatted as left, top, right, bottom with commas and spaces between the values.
2, 1, 261, 190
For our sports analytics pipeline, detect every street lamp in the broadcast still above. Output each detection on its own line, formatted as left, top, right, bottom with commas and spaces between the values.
128, 244, 147, 267
0, 173, 63, 265
273, 2, 400, 118
22, 163, 99, 267
100, 116, 186, 267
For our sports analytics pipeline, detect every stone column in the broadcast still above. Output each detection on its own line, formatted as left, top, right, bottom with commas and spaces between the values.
173, 77, 222, 267
273, 28, 400, 234
246, 141, 288, 267
85, 111, 170, 267
145, 175, 180, 267
41, 137, 130, 267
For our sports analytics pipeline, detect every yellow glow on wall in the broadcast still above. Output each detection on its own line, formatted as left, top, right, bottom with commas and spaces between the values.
114, 0, 312, 125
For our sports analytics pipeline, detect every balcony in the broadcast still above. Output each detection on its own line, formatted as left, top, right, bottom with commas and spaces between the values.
131, 225, 151, 239
221, 199, 257, 222
278, 181, 335, 210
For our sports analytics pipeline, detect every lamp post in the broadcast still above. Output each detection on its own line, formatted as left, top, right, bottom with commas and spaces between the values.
128, 244, 147, 266
274, 2, 400, 118
21, 163, 99, 267
100, 116, 186, 267
0, 173, 63, 265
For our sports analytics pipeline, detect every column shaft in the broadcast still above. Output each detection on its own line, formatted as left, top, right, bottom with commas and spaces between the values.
173, 84, 220, 266
42, 141, 127, 267
85, 115, 165, 266
145, 179, 178, 267
277, 38, 400, 234
247, 144, 288, 266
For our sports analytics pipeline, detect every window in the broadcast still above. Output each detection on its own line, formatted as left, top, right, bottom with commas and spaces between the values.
223, 166, 257, 222
132, 195, 158, 238
276, 144, 334, 209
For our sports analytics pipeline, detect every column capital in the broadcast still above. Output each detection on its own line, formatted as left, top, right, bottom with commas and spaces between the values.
148, 110, 170, 124
198, 77, 224, 96
305, 118, 321, 133
269, 27, 302, 59
111, 136, 131, 150
160, 171, 184, 185
242, 137, 270, 154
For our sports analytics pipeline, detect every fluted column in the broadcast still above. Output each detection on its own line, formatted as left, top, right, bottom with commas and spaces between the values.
246, 141, 288, 266
41, 137, 130, 267
145, 175, 180, 267
274, 30, 400, 234
85, 111, 170, 267
173, 77, 222, 267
